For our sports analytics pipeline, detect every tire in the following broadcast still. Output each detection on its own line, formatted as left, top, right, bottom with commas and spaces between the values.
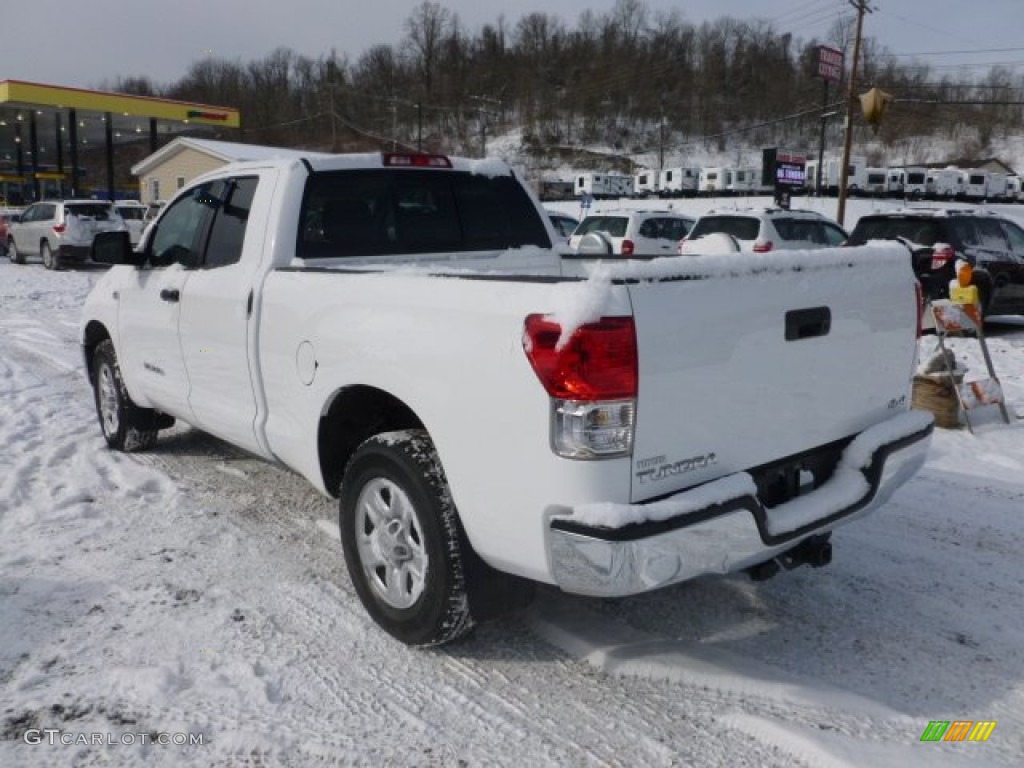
41, 241, 60, 271
339, 430, 474, 646
91, 340, 160, 452
8, 238, 23, 264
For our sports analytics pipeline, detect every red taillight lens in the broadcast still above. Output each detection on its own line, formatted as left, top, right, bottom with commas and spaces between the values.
523, 315, 637, 400
930, 244, 954, 271
621, 239, 635, 256
53, 223, 66, 234
753, 240, 773, 252
382, 152, 452, 168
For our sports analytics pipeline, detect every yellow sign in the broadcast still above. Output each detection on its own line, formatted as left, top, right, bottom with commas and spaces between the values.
950, 285, 979, 306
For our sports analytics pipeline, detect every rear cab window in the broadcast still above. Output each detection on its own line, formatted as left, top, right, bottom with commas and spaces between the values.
298, 169, 550, 259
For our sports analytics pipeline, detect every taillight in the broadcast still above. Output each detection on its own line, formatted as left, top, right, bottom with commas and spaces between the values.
753, 240, 773, 253
524, 315, 637, 459
53, 223, 66, 234
382, 152, 452, 168
524, 315, 636, 400
621, 239, 635, 256
930, 244, 955, 271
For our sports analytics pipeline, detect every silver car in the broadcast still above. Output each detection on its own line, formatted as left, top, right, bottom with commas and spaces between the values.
8, 200, 127, 269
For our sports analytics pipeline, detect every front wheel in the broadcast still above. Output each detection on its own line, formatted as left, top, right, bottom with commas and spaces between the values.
92, 340, 160, 452
339, 430, 473, 646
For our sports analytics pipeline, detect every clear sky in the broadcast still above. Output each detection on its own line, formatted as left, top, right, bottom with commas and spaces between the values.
4, 0, 1022, 90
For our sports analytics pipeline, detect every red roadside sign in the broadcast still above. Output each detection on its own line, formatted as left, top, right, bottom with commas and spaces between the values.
818, 46, 843, 84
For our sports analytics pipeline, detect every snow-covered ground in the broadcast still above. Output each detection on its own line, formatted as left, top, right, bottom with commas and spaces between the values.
2, 201, 1023, 766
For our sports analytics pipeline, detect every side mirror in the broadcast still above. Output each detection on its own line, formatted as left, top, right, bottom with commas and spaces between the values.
92, 230, 143, 266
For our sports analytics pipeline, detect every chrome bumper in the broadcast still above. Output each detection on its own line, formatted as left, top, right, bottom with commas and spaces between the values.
546, 411, 934, 597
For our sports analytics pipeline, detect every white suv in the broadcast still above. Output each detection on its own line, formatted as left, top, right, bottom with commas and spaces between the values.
8, 200, 127, 269
679, 207, 847, 254
568, 209, 695, 256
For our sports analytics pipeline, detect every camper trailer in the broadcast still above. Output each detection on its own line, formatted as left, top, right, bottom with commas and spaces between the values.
725, 167, 759, 195
903, 167, 928, 199
864, 167, 888, 197
699, 167, 729, 196
963, 170, 1008, 201
575, 172, 634, 199
925, 167, 966, 200
805, 155, 866, 195
633, 169, 660, 197
658, 167, 699, 197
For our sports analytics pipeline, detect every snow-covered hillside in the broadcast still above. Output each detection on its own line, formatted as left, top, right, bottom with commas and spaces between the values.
2, 206, 1023, 766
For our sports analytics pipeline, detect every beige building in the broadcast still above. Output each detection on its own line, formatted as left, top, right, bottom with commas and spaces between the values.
131, 138, 326, 204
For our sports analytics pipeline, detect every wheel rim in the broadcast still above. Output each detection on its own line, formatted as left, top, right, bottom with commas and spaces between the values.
8, 241, 16, 262
42, 245, 52, 269
354, 477, 427, 609
97, 363, 120, 437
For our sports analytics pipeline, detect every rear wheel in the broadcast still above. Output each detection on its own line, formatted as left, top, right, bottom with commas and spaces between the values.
7, 238, 23, 264
41, 241, 60, 270
339, 430, 474, 646
91, 340, 160, 452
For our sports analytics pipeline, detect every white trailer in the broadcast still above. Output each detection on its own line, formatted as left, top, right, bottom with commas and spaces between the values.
575, 172, 634, 199
806, 155, 866, 195
658, 167, 699, 197
633, 169, 659, 197
725, 167, 759, 195
926, 167, 966, 200
903, 167, 929, 199
699, 167, 729, 196
886, 168, 906, 197
864, 167, 888, 196
962, 170, 1009, 201
1006, 175, 1023, 202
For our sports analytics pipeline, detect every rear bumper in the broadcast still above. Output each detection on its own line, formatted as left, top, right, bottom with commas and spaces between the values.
546, 410, 934, 597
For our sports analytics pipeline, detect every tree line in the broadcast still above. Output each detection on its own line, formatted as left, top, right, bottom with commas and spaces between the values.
108, 0, 1024, 168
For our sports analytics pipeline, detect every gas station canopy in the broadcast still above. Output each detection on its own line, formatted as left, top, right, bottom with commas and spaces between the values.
0, 79, 240, 203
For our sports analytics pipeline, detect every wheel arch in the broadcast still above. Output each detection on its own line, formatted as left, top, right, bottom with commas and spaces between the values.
82, 320, 112, 382
318, 384, 425, 498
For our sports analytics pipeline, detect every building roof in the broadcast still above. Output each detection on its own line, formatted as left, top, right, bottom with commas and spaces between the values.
131, 137, 330, 176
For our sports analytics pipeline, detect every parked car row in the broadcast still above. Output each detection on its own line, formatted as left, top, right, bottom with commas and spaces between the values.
555, 203, 1024, 319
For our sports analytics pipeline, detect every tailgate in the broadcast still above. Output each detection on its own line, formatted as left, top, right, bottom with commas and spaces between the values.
624, 245, 918, 503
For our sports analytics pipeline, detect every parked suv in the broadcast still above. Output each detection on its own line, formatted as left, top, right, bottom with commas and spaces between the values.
679, 207, 848, 254
846, 208, 1024, 317
114, 201, 149, 245
8, 200, 127, 269
568, 209, 695, 256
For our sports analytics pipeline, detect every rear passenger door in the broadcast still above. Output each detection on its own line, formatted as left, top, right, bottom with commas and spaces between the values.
178, 174, 269, 455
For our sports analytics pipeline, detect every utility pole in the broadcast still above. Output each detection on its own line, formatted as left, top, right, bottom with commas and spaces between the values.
416, 102, 423, 152
658, 100, 666, 170
470, 95, 500, 158
837, 0, 871, 225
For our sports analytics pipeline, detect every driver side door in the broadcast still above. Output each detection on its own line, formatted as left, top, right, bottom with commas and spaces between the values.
117, 185, 214, 421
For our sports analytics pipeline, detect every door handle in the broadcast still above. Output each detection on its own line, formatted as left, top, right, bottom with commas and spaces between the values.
160, 288, 180, 303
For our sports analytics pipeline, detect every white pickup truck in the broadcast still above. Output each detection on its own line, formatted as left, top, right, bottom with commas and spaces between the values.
81, 152, 933, 646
